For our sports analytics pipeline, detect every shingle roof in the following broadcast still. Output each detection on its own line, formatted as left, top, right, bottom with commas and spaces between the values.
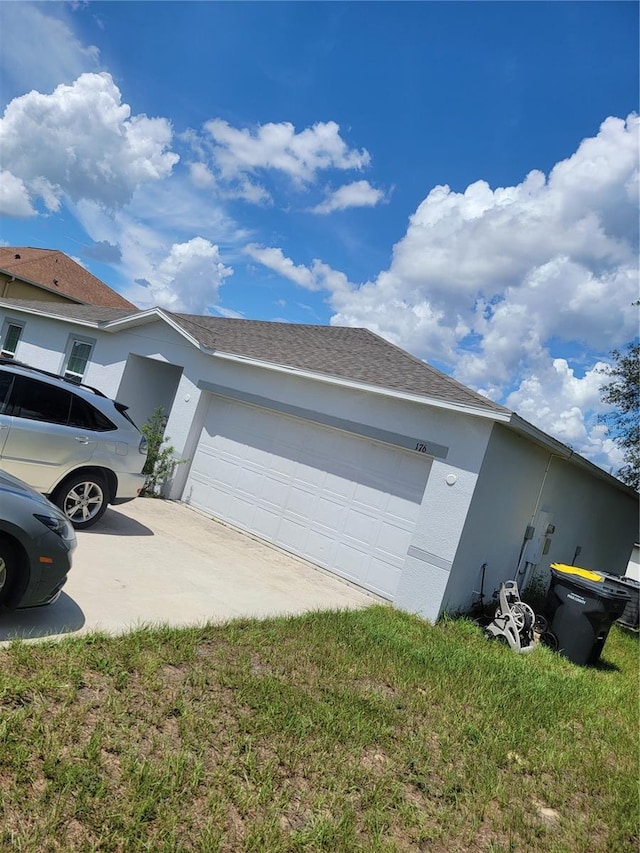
0, 298, 509, 415
0, 247, 137, 310
169, 313, 508, 414
0, 299, 134, 324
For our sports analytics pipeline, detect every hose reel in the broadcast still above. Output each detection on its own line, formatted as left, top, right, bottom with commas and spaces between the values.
485, 580, 537, 653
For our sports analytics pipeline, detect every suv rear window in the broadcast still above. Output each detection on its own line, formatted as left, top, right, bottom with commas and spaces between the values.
5, 375, 116, 431
69, 395, 116, 431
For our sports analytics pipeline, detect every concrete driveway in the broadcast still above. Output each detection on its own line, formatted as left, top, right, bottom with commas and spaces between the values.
0, 499, 379, 643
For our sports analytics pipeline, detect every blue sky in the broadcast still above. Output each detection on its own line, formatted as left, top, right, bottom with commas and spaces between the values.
0, 1, 638, 475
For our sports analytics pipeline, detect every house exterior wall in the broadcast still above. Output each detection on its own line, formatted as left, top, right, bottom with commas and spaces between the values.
441, 423, 639, 615
0, 275, 72, 303
4, 310, 202, 434
5, 306, 635, 624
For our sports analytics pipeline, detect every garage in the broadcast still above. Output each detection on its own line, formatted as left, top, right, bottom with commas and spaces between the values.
184, 395, 432, 599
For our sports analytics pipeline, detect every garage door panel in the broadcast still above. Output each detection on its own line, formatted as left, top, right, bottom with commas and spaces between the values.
260, 478, 290, 509
271, 454, 297, 478
343, 508, 380, 545
322, 476, 356, 501
352, 481, 390, 513
276, 516, 309, 552
367, 559, 402, 594
185, 396, 431, 599
304, 529, 338, 566
228, 493, 258, 527
284, 484, 317, 519
207, 454, 242, 489
334, 541, 370, 579
252, 505, 280, 539
235, 466, 267, 498
374, 524, 414, 560
314, 494, 348, 531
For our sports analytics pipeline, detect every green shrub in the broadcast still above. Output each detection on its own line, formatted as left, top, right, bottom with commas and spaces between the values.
141, 406, 185, 497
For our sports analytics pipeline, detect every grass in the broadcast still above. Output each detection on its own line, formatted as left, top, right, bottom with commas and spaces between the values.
0, 605, 637, 852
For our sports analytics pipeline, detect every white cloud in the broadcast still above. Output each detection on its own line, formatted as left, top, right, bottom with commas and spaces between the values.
244, 244, 317, 289
188, 162, 216, 190
247, 115, 639, 473
193, 119, 370, 203
311, 180, 385, 214
244, 244, 351, 296
121, 237, 233, 312
0, 171, 36, 217
330, 114, 638, 362
0, 3, 100, 101
0, 72, 179, 212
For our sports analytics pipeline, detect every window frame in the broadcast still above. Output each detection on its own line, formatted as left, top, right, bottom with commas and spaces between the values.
61, 334, 96, 385
0, 319, 25, 359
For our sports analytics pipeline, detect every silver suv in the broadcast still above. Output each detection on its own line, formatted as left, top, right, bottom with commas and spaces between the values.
0, 360, 147, 529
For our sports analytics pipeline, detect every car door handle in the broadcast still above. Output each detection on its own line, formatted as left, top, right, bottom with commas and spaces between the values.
74, 436, 91, 445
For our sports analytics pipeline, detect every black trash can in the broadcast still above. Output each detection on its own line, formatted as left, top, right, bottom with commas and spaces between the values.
545, 564, 631, 665
600, 573, 640, 631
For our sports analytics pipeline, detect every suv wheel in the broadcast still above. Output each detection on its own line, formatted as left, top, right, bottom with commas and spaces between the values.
54, 473, 108, 530
0, 537, 17, 606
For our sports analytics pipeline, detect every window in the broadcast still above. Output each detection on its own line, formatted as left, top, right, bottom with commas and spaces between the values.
63, 338, 94, 384
0, 321, 24, 359
68, 394, 116, 431
7, 376, 72, 425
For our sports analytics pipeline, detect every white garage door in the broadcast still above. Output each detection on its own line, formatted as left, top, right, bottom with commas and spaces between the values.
184, 396, 432, 599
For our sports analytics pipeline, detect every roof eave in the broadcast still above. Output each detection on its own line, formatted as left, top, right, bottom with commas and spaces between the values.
0, 298, 97, 325
507, 413, 639, 497
104, 308, 202, 347
209, 349, 512, 421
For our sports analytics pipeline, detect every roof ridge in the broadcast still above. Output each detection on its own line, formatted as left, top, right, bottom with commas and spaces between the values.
360, 327, 510, 413
171, 312, 361, 332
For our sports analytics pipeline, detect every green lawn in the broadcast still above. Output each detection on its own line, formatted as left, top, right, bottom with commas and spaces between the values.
0, 606, 637, 852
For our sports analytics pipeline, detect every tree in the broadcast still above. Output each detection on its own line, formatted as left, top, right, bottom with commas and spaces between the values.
599, 341, 640, 490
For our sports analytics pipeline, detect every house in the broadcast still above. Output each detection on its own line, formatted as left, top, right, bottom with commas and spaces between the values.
0, 247, 137, 310
0, 296, 637, 621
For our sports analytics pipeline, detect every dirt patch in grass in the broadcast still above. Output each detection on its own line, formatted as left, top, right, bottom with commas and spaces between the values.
0, 607, 637, 852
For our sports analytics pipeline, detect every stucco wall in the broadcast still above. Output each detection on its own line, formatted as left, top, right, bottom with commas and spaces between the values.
441, 423, 639, 615
441, 424, 549, 614
538, 455, 637, 576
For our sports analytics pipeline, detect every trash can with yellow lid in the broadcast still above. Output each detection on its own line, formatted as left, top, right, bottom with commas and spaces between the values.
545, 563, 631, 665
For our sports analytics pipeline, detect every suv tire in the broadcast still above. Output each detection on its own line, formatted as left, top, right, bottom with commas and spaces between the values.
54, 472, 108, 530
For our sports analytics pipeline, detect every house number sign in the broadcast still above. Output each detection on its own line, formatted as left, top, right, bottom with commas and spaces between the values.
415, 442, 430, 454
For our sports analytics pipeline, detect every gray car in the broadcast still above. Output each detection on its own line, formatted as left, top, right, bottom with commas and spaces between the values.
0, 360, 147, 529
0, 469, 76, 608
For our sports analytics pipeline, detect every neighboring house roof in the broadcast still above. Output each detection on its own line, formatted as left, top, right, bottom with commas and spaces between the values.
0, 247, 137, 310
